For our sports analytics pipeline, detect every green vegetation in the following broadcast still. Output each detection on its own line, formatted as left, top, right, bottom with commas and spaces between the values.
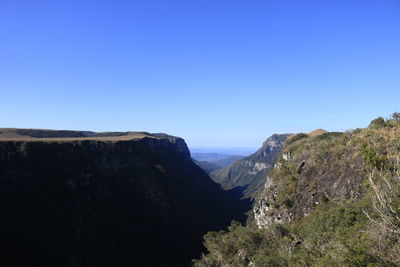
285, 133, 308, 146
369, 116, 386, 128
269, 160, 298, 208
194, 113, 400, 266
195, 199, 378, 266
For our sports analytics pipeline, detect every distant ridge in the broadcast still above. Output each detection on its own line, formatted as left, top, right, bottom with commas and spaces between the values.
0, 128, 178, 141
210, 134, 292, 198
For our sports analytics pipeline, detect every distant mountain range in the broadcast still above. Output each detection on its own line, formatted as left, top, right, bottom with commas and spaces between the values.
191, 152, 244, 168
190, 147, 257, 156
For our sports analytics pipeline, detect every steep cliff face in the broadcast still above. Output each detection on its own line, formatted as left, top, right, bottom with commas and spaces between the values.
210, 134, 291, 198
254, 131, 367, 227
0, 129, 250, 267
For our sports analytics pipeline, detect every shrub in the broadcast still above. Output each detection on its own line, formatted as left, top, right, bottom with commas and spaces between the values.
361, 145, 388, 170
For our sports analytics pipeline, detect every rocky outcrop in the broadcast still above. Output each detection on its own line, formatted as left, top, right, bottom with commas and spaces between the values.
0, 130, 251, 267
253, 132, 366, 228
210, 134, 291, 198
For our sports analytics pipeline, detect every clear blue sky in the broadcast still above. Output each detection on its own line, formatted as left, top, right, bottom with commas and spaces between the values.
1, 0, 399, 147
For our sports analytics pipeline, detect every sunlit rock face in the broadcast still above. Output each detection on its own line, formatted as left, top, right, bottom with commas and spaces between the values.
253, 132, 366, 229
0, 130, 251, 267
210, 134, 292, 198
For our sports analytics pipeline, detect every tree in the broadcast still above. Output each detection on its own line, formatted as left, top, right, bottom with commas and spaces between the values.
393, 112, 400, 122
369, 117, 386, 128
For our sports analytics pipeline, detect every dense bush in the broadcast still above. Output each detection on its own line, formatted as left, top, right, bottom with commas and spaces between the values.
195, 200, 380, 266
362, 144, 388, 171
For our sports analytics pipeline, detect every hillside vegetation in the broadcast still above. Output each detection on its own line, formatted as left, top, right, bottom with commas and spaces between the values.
194, 113, 400, 266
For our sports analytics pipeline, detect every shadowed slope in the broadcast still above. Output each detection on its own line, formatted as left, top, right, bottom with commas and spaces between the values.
0, 129, 251, 267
